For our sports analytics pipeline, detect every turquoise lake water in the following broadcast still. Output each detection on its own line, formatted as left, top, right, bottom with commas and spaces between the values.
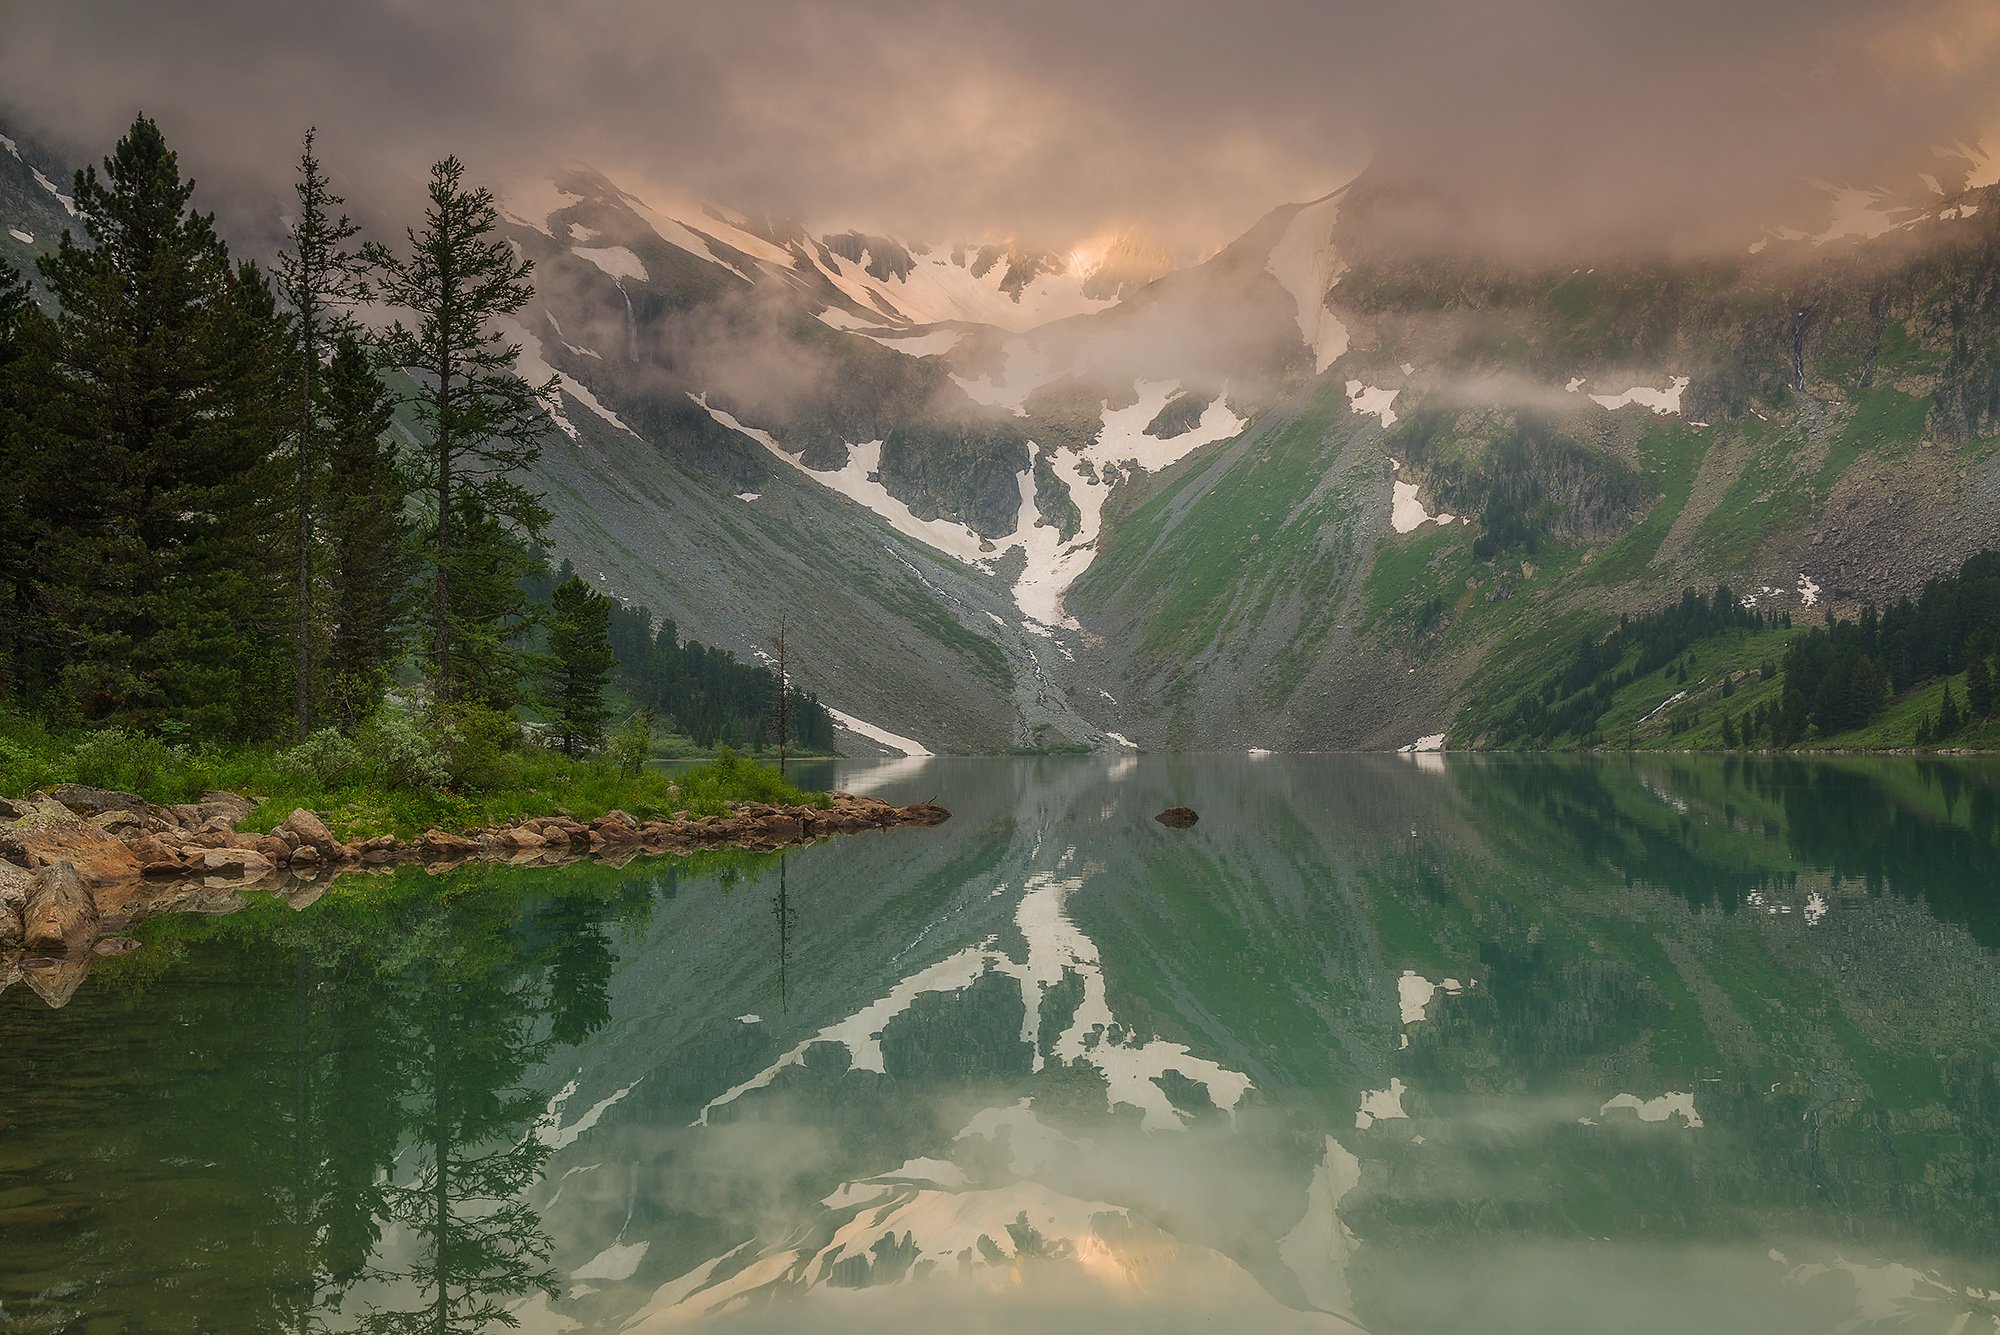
3, 754, 1998, 1333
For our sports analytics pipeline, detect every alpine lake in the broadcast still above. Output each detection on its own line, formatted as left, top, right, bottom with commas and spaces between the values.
4, 753, 1999, 1334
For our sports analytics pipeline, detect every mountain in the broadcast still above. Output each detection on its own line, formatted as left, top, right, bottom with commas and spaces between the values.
8, 117, 1999, 754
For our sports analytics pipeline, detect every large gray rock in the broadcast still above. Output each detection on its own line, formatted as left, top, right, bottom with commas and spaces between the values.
23, 861, 99, 954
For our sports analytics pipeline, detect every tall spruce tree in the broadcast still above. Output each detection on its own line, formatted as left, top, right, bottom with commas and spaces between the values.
318, 332, 412, 724
368, 157, 553, 707
0, 260, 58, 701
542, 573, 613, 757
444, 497, 542, 712
277, 128, 371, 739
36, 116, 291, 736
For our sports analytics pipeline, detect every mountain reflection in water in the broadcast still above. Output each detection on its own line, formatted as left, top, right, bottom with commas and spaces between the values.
2, 754, 1998, 1334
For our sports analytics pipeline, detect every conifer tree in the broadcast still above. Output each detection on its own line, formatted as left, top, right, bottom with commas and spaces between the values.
36, 116, 291, 736
277, 128, 371, 739
1938, 680, 1962, 737
1970, 653, 1994, 719
317, 332, 412, 724
368, 157, 554, 706
0, 259, 47, 698
542, 574, 613, 757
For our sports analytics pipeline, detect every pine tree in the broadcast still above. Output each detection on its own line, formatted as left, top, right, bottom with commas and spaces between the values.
542, 574, 613, 757
1938, 680, 1962, 738
368, 157, 554, 706
0, 259, 56, 701
1721, 715, 1736, 749
36, 117, 291, 736
443, 497, 542, 712
277, 128, 371, 739
1969, 654, 1994, 719
317, 332, 412, 724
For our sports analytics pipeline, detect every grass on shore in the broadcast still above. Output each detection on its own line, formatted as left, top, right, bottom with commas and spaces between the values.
0, 708, 828, 843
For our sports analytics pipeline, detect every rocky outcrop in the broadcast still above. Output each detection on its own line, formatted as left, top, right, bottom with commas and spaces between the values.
0, 794, 143, 886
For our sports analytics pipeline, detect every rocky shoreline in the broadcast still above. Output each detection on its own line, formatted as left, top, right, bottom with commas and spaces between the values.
1, 783, 949, 1004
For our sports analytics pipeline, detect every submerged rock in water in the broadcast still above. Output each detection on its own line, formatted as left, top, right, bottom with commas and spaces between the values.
1156, 807, 1199, 829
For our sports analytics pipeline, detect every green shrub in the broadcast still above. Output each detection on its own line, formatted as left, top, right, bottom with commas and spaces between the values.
359, 710, 451, 792
275, 728, 367, 788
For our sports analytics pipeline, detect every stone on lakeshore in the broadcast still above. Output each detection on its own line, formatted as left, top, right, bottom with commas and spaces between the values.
23, 862, 99, 953
415, 829, 480, 859
89, 810, 144, 837
276, 809, 338, 859
899, 803, 951, 826
251, 835, 292, 866
288, 844, 320, 866
49, 784, 150, 817
1155, 806, 1199, 829
200, 847, 274, 877
197, 791, 257, 824
0, 861, 29, 946
0, 796, 142, 887
123, 833, 191, 876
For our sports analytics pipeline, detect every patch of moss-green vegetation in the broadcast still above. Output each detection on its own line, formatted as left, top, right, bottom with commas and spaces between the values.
1696, 419, 1806, 567
0, 707, 827, 843
1587, 423, 1711, 587
1364, 524, 1465, 622
1078, 385, 1351, 665
1817, 386, 1927, 493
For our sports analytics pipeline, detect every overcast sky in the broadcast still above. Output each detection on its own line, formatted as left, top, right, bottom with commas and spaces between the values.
5, 0, 1999, 255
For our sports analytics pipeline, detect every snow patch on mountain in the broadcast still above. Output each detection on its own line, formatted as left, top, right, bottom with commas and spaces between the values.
820, 245, 1119, 333
571, 244, 647, 283
1345, 380, 1399, 427
826, 706, 933, 758
1386, 458, 1456, 533
6, 228, 31, 245
857, 327, 967, 358
691, 394, 996, 565
1572, 374, 1689, 415
1266, 190, 1350, 372
1083, 381, 1246, 472
505, 317, 639, 441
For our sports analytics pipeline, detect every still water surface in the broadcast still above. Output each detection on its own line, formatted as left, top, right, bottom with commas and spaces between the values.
4, 754, 2000, 1333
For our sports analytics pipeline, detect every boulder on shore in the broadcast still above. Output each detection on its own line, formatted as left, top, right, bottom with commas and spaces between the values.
277, 808, 339, 859
0, 860, 30, 946
200, 847, 274, 877
1155, 806, 1199, 829
50, 784, 150, 817
0, 795, 142, 886
23, 861, 100, 953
